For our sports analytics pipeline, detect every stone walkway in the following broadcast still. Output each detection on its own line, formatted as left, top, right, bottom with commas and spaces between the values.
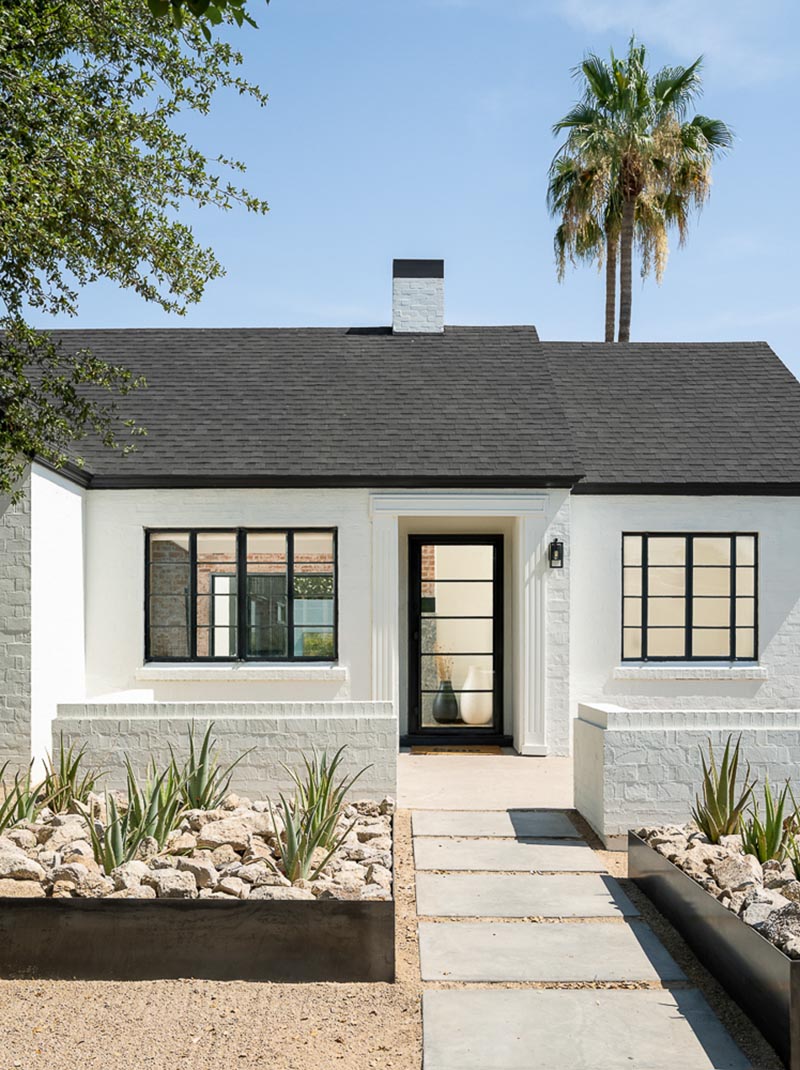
412, 809, 752, 1070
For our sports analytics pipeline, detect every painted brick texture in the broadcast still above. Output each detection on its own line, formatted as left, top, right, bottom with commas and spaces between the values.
576, 705, 800, 847
56, 701, 397, 799
391, 277, 444, 333
0, 474, 31, 769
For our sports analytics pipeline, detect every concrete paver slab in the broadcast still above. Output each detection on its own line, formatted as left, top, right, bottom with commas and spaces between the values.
418, 920, 685, 982
415, 872, 639, 918
412, 809, 580, 839
398, 754, 573, 810
422, 988, 751, 1069
413, 836, 605, 872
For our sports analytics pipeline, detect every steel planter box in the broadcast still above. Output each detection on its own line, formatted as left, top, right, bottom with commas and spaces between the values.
0, 896, 395, 982
629, 831, 800, 1069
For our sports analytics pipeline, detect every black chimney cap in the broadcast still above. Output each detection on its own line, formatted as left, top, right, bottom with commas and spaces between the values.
392, 259, 444, 279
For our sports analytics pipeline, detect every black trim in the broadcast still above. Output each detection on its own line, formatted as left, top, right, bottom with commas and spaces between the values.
145, 527, 338, 664
401, 733, 513, 749
574, 482, 800, 496
42, 466, 800, 496
89, 474, 584, 490
407, 534, 504, 743
621, 532, 758, 663
392, 258, 444, 279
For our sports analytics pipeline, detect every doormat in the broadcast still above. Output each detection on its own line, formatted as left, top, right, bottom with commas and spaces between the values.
410, 746, 502, 755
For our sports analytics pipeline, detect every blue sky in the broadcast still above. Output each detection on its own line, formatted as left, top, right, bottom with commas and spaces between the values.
42, 0, 800, 374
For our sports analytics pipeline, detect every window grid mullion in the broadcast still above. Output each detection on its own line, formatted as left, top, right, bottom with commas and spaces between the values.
685, 536, 693, 659
189, 531, 198, 659
730, 534, 737, 659
287, 530, 295, 661
237, 528, 247, 660
641, 535, 649, 661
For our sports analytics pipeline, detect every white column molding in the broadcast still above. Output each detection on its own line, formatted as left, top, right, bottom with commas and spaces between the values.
370, 491, 547, 518
371, 511, 399, 711
515, 514, 548, 754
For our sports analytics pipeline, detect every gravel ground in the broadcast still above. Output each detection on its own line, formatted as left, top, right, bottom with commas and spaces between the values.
0, 811, 422, 1070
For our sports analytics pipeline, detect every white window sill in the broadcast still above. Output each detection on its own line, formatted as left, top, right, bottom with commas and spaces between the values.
613, 663, 768, 681
134, 664, 348, 683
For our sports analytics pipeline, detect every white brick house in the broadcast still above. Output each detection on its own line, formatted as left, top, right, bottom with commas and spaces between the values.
3, 258, 800, 837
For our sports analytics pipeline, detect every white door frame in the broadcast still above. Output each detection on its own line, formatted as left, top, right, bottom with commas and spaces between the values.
369, 491, 553, 754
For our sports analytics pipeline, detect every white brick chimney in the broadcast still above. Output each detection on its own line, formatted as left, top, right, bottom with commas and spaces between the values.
391, 259, 444, 334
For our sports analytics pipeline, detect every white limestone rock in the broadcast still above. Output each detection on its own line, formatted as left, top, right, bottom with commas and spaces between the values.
143, 869, 197, 899
712, 853, 763, 893
0, 851, 46, 882
248, 885, 315, 901
196, 813, 272, 851
0, 878, 46, 898
216, 876, 249, 899
176, 856, 218, 889
6, 828, 37, 851
111, 860, 151, 890
741, 890, 791, 929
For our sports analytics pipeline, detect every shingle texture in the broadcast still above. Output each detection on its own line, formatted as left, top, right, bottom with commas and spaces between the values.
544, 341, 800, 486
43, 327, 800, 488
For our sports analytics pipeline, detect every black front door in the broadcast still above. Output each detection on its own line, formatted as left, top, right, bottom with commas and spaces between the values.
407, 535, 503, 742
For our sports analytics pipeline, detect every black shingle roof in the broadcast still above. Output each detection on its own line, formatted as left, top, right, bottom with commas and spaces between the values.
44, 327, 800, 491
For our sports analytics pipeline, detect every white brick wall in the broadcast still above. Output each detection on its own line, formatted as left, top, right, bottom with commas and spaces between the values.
84, 487, 372, 703
570, 495, 800, 715
391, 277, 444, 333
0, 472, 31, 769
575, 703, 800, 848
56, 701, 397, 799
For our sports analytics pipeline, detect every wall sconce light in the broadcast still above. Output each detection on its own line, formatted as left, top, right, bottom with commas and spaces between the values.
548, 539, 564, 569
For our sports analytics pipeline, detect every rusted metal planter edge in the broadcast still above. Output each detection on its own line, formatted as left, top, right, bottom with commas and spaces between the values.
0, 895, 395, 982
629, 831, 800, 1069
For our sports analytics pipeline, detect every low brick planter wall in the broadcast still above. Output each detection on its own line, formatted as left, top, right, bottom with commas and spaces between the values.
629, 832, 799, 1069
55, 701, 397, 799
576, 706, 800, 848
0, 896, 395, 982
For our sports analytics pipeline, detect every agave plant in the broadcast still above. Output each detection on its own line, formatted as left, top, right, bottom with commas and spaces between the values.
691, 735, 755, 843
125, 758, 185, 850
171, 723, 253, 811
0, 761, 44, 833
267, 792, 355, 884
282, 746, 370, 851
40, 734, 104, 814
740, 778, 797, 863
87, 791, 147, 872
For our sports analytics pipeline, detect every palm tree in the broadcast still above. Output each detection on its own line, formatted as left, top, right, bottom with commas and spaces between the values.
547, 154, 619, 342
548, 38, 733, 342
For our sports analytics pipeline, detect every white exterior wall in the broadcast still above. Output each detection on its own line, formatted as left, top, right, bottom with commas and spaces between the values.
30, 465, 86, 767
84, 487, 372, 703
570, 495, 800, 845
570, 495, 800, 717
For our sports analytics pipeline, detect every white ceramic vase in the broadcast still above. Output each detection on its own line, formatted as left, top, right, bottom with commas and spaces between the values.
460, 666, 493, 725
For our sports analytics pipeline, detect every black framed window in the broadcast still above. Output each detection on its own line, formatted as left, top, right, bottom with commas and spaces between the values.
622, 533, 757, 662
146, 528, 337, 662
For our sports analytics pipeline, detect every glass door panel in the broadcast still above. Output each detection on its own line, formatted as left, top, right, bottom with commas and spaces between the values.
409, 536, 503, 736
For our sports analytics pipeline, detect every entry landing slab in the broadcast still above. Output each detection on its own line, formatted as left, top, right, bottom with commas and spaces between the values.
422, 988, 751, 1070
418, 920, 685, 982
413, 836, 605, 873
412, 809, 580, 839
415, 872, 639, 918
